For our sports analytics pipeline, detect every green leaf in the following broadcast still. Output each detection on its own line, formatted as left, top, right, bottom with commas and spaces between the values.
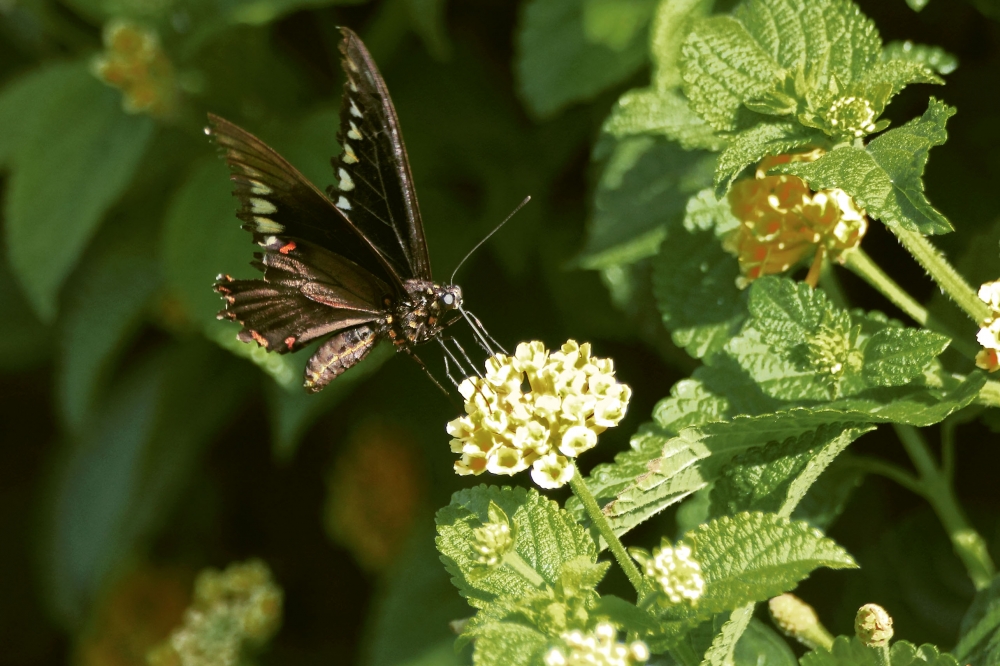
580, 137, 714, 269
680, 15, 783, 131
0, 61, 154, 320
801, 636, 960, 666
955, 574, 1000, 666
43, 341, 251, 626
652, 221, 745, 359
516, 0, 657, 117
603, 87, 724, 151
790, 457, 865, 530
906, 0, 931, 10
406, 0, 452, 61
649, 0, 713, 89
732, 618, 798, 666
470, 622, 548, 666
882, 40, 957, 76
709, 423, 873, 518
859, 59, 942, 98
436, 486, 596, 608
700, 604, 754, 666
862, 327, 950, 387
714, 121, 823, 194
364, 525, 471, 666
685, 512, 856, 615
0, 244, 51, 371
776, 99, 956, 235
57, 221, 160, 432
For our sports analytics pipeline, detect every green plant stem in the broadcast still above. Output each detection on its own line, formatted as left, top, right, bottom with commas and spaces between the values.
941, 419, 957, 483
894, 425, 996, 590
840, 455, 923, 495
569, 467, 645, 596
892, 227, 992, 324
819, 259, 849, 309
844, 249, 979, 359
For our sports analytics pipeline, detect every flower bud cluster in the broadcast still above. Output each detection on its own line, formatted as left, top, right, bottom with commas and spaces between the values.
471, 503, 514, 566
826, 96, 879, 138
975, 280, 1000, 372
726, 152, 867, 285
147, 560, 282, 666
92, 20, 178, 118
631, 540, 705, 606
448, 341, 631, 489
543, 623, 649, 666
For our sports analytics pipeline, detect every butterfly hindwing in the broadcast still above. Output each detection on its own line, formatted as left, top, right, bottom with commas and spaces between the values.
329, 28, 432, 282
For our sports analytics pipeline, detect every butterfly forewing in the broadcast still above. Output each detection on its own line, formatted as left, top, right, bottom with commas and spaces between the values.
329, 28, 432, 282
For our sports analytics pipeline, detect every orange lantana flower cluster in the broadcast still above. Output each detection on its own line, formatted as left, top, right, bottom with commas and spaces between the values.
725, 151, 868, 286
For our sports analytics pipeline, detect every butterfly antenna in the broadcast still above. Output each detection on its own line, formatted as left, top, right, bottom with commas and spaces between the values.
449, 196, 531, 284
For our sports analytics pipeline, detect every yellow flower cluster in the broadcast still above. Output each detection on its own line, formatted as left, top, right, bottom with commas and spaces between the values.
448, 341, 631, 489
826, 96, 879, 138
632, 540, 705, 606
726, 152, 867, 286
543, 623, 650, 666
975, 280, 1000, 372
92, 20, 178, 118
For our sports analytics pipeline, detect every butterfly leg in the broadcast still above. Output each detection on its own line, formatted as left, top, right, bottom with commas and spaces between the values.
405, 348, 454, 401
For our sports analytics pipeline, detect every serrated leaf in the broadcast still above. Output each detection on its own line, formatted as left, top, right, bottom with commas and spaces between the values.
603, 87, 724, 151
734, 0, 880, 88
801, 636, 960, 666
516, 0, 657, 117
710, 423, 873, 518
681, 15, 782, 131
955, 574, 1000, 666
791, 457, 865, 530
581, 137, 715, 269
436, 486, 596, 608
685, 512, 856, 615
882, 40, 957, 76
777, 99, 956, 235
650, 0, 713, 89
652, 224, 746, 359
714, 121, 823, 194
859, 59, 942, 98
0, 61, 154, 320
862, 327, 950, 387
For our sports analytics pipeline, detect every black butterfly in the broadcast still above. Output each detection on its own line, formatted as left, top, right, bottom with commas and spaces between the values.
208, 27, 474, 393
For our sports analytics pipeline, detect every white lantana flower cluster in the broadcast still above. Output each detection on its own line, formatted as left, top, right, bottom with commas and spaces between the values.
543, 623, 650, 666
632, 541, 705, 606
976, 280, 1000, 372
448, 341, 631, 489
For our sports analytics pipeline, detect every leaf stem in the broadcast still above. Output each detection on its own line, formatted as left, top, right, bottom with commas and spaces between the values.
502, 551, 546, 588
891, 227, 992, 324
839, 455, 923, 495
843, 248, 979, 359
569, 466, 645, 596
893, 424, 996, 590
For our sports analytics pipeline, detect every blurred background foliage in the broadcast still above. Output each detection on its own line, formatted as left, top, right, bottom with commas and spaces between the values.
1, 0, 1000, 664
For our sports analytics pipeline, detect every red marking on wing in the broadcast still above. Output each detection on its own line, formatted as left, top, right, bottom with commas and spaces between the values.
285, 336, 296, 349
279, 241, 297, 255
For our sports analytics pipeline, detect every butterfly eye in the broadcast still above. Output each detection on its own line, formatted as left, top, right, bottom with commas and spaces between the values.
442, 293, 454, 306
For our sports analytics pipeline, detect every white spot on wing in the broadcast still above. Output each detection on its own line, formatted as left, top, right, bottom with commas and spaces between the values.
347, 121, 362, 141
249, 179, 272, 196
254, 217, 284, 233
349, 99, 362, 118
250, 198, 278, 215
342, 143, 358, 164
336, 196, 352, 211
338, 168, 355, 191
349, 80, 358, 93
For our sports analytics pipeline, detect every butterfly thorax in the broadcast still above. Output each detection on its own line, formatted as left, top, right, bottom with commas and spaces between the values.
383, 280, 462, 348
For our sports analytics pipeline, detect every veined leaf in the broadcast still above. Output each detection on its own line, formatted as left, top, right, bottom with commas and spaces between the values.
688, 512, 856, 614
882, 40, 957, 76
714, 121, 824, 194
801, 636, 960, 665
776, 99, 956, 235
700, 603, 755, 666
862, 327, 950, 387
603, 87, 724, 151
436, 486, 596, 608
649, 0, 713, 89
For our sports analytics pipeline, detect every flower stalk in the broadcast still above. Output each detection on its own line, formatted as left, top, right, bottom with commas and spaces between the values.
568, 468, 645, 596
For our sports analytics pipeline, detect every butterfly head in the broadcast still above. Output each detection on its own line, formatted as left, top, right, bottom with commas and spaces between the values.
436, 284, 463, 312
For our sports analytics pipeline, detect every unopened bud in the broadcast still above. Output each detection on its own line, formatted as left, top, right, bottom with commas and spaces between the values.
768, 594, 834, 650
855, 603, 893, 647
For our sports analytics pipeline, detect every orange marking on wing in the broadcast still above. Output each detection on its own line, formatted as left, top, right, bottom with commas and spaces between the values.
284, 336, 296, 349
250, 330, 268, 347
279, 241, 297, 255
